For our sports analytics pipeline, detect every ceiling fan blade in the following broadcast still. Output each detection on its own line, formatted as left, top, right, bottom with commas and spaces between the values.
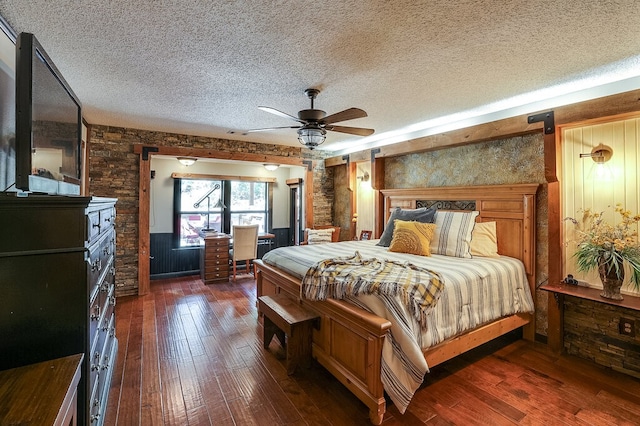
243, 125, 301, 135
258, 106, 306, 124
326, 125, 375, 137
321, 107, 368, 125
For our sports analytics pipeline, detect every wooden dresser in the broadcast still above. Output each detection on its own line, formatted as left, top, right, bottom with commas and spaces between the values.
0, 354, 83, 426
200, 234, 230, 284
0, 195, 118, 426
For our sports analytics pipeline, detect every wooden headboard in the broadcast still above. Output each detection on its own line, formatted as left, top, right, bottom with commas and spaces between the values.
380, 184, 539, 295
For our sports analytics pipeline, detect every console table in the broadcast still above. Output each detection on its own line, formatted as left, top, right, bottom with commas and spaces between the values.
542, 282, 640, 351
0, 354, 83, 426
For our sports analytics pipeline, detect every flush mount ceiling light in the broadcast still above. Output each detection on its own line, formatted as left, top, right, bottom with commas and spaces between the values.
263, 163, 279, 171
177, 157, 197, 166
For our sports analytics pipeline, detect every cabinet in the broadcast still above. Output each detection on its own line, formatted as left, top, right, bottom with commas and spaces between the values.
200, 234, 230, 284
0, 195, 117, 426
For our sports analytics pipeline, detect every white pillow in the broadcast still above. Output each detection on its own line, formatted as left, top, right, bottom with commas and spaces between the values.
430, 211, 479, 258
470, 221, 500, 258
307, 228, 334, 245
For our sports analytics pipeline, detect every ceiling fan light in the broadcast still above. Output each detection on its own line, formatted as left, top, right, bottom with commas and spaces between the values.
263, 163, 279, 171
297, 127, 326, 149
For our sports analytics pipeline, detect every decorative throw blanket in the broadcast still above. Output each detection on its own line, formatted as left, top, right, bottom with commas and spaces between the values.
301, 252, 444, 328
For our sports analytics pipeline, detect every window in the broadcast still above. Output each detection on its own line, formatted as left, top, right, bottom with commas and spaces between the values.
174, 178, 270, 247
229, 181, 267, 235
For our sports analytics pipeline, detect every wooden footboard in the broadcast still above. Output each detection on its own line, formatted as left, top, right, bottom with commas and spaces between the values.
256, 259, 391, 425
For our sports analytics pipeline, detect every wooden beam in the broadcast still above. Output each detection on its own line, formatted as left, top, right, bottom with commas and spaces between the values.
371, 150, 385, 239
170, 172, 276, 183
138, 153, 152, 296
132, 145, 308, 167
304, 161, 314, 230
324, 88, 640, 163
349, 160, 357, 240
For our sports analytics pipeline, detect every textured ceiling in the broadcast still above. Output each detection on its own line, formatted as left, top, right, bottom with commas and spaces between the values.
2, 1, 640, 154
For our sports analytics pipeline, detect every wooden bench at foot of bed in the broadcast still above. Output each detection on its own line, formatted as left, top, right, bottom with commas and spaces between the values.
256, 260, 391, 425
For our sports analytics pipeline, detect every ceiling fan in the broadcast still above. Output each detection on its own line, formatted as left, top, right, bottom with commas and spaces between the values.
244, 88, 374, 149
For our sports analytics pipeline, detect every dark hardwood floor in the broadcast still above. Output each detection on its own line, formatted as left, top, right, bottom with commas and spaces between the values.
105, 275, 640, 425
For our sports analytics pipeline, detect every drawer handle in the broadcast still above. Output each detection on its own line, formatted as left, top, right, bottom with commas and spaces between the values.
101, 355, 110, 370
110, 296, 116, 306
91, 362, 99, 371
91, 306, 100, 321
92, 222, 101, 230
91, 259, 102, 272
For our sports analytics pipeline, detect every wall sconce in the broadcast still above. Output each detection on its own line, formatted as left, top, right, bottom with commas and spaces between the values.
177, 157, 197, 166
579, 144, 613, 180
263, 163, 279, 171
357, 171, 370, 183
357, 170, 371, 189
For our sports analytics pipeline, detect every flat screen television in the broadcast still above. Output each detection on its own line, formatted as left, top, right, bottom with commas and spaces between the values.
15, 32, 81, 195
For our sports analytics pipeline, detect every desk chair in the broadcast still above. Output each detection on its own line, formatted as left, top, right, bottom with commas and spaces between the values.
230, 224, 259, 281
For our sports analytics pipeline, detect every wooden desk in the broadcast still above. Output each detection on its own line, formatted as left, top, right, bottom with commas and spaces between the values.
0, 353, 83, 426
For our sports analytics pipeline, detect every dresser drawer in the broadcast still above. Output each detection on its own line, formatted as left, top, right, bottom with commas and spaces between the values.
87, 211, 102, 244
89, 373, 102, 425
89, 292, 102, 348
88, 205, 115, 244
100, 207, 115, 233
205, 268, 229, 281
88, 231, 114, 292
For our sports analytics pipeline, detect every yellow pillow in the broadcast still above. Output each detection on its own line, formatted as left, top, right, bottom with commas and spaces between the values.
470, 221, 500, 258
389, 220, 436, 256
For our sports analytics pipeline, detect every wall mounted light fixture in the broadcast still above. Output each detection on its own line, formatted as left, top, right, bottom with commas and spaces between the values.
357, 171, 370, 182
263, 163, 279, 171
579, 143, 613, 163
177, 157, 197, 166
579, 144, 613, 180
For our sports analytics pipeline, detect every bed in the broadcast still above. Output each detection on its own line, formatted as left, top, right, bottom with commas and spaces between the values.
255, 183, 538, 424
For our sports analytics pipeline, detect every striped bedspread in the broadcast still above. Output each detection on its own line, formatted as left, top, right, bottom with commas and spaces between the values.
262, 240, 535, 413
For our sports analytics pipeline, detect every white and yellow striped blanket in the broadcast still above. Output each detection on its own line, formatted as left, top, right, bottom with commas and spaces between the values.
302, 251, 444, 328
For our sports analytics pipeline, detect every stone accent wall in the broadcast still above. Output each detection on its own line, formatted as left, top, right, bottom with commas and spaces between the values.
88, 124, 333, 296
382, 133, 550, 336
332, 164, 353, 241
311, 158, 335, 226
564, 296, 640, 378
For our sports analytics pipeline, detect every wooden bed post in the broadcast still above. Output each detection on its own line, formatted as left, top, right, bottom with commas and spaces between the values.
371, 149, 385, 239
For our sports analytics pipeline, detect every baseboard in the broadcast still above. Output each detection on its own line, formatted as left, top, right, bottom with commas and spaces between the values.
151, 270, 199, 280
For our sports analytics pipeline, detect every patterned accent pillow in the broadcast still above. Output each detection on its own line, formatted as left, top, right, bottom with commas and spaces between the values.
470, 221, 500, 258
389, 220, 436, 256
307, 228, 334, 245
377, 207, 436, 247
430, 211, 479, 258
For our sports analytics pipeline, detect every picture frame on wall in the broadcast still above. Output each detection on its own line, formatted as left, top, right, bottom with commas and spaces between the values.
359, 230, 372, 240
